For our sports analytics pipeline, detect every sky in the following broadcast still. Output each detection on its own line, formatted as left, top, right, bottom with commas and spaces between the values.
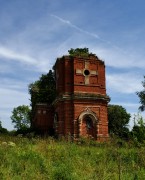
0, 0, 145, 130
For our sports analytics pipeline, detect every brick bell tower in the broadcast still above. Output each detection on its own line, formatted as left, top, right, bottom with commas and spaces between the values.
53, 53, 110, 141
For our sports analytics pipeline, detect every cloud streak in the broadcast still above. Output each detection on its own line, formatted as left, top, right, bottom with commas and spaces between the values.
51, 14, 101, 39
0, 46, 37, 64
0, 45, 53, 72
51, 14, 138, 58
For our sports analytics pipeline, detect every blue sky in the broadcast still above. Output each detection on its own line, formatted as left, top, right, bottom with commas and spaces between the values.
0, 0, 145, 130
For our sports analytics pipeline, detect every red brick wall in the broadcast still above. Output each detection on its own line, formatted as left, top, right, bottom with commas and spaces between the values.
55, 56, 106, 95
33, 55, 109, 141
54, 55, 109, 141
33, 104, 54, 134
73, 57, 106, 95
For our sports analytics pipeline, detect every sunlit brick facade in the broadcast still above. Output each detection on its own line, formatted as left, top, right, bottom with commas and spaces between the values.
33, 54, 110, 141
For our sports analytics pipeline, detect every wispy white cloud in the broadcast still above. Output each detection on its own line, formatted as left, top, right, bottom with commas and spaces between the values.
0, 46, 37, 64
106, 72, 142, 94
0, 78, 28, 91
90, 46, 145, 69
0, 88, 29, 109
0, 45, 54, 72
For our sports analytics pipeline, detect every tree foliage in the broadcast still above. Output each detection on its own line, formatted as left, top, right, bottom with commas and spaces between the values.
108, 104, 131, 138
0, 121, 2, 129
11, 105, 31, 130
131, 113, 145, 143
68, 48, 94, 57
0, 121, 8, 134
29, 70, 56, 110
136, 76, 145, 111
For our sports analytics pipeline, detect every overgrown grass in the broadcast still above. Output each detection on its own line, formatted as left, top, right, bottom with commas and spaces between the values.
0, 135, 145, 179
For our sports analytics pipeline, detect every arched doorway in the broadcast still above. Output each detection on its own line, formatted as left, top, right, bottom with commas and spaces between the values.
78, 110, 98, 139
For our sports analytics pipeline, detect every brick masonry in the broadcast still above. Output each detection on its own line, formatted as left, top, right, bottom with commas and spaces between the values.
33, 54, 110, 141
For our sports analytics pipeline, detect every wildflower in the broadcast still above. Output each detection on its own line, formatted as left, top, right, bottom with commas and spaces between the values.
8, 141, 16, 147
2, 142, 7, 146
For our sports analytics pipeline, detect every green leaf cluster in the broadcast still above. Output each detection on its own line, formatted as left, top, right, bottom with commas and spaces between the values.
0, 121, 8, 134
132, 113, 145, 143
108, 104, 131, 138
68, 47, 94, 57
28, 70, 56, 110
10, 105, 31, 130
136, 76, 145, 111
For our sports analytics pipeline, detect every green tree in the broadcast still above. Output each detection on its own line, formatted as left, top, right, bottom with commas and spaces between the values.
29, 70, 56, 111
136, 76, 145, 111
0, 121, 2, 129
108, 104, 131, 138
0, 120, 8, 134
131, 113, 145, 143
11, 105, 31, 130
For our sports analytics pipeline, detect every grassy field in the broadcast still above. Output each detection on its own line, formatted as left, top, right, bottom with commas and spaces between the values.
0, 135, 145, 180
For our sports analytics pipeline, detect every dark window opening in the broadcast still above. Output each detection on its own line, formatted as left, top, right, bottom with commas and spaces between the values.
86, 117, 93, 129
84, 69, 90, 76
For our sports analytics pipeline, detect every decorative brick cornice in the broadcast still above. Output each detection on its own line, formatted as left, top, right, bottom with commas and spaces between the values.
53, 93, 110, 105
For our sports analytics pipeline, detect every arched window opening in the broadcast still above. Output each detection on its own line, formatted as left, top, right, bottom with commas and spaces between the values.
85, 116, 93, 129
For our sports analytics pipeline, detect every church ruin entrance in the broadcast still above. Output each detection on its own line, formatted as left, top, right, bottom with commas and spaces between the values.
79, 111, 97, 139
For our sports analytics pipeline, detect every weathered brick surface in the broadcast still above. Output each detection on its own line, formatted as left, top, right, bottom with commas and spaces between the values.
33, 55, 109, 141
32, 104, 54, 134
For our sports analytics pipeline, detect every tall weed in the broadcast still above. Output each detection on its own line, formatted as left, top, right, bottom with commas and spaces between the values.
0, 135, 145, 179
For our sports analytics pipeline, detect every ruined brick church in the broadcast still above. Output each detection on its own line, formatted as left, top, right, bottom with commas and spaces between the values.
33, 51, 110, 141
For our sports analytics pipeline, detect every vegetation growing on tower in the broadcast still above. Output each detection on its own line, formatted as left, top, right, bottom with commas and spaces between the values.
68, 47, 95, 57
28, 70, 56, 111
